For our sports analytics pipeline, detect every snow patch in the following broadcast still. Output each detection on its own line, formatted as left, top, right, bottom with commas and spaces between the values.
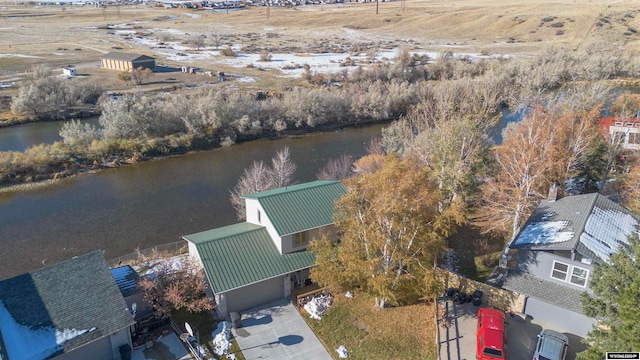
303, 293, 333, 320
336, 345, 349, 358
0, 301, 93, 360
211, 321, 234, 359
0, 53, 43, 58
345, 291, 353, 299
235, 76, 256, 83
513, 221, 574, 246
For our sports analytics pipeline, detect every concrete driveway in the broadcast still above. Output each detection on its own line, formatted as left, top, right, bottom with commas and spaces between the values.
438, 299, 589, 360
232, 298, 332, 360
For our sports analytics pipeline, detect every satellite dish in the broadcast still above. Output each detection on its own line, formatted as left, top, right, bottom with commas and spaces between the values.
131, 302, 137, 315
185, 322, 194, 337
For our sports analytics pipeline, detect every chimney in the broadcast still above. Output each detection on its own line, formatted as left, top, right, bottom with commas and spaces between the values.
548, 183, 559, 202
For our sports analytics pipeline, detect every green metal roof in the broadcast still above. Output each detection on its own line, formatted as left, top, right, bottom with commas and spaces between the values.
241, 180, 346, 236
183, 223, 316, 293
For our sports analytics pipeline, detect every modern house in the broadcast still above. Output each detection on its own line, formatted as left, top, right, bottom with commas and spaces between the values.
598, 116, 640, 151
101, 52, 156, 72
500, 189, 639, 337
183, 180, 345, 318
0, 251, 136, 360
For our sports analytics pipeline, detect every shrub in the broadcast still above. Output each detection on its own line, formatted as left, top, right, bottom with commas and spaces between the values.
550, 22, 564, 28
259, 50, 272, 62
220, 47, 236, 57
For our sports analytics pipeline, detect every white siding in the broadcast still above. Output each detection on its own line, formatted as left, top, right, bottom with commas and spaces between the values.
245, 198, 284, 254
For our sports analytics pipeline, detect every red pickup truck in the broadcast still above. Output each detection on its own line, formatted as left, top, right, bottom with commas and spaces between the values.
476, 308, 506, 360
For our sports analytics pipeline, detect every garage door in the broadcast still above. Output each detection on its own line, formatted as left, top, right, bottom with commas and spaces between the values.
524, 297, 596, 337
225, 276, 285, 313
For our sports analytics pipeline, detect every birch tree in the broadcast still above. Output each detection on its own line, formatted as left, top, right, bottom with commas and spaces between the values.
310, 156, 450, 308
230, 147, 296, 220
477, 105, 600, 238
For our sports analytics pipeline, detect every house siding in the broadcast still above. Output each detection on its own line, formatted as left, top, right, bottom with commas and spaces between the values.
53, 328, 131, 360
246, 199, 283, 254
517, 250, 592, 290
281, 225, 336, 254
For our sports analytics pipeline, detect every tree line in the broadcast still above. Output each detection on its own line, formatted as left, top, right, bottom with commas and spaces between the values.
1, 40, 639, 188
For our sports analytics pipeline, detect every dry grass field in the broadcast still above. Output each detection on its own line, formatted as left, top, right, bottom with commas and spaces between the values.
0, 0, 639, 93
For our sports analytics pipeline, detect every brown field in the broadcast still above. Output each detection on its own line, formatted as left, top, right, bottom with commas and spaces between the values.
0, 0, 639, 93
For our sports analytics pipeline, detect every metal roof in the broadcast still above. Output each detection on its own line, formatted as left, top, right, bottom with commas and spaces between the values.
241, 180, 345, 236
101, 52, 155, 62
183, 223, 316, 294
509, 193, 639, 263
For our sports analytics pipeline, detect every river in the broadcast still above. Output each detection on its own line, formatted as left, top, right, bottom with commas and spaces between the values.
0, 124, 385, 279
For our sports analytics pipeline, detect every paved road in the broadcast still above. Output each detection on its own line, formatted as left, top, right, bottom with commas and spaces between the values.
438, 299, 589, 360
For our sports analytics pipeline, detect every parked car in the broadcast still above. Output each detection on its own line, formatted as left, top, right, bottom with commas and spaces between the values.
476, 307, 506, 359
533, 329, 569, 360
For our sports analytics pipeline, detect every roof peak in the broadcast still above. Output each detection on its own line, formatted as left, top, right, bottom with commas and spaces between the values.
241, 180, 341, 200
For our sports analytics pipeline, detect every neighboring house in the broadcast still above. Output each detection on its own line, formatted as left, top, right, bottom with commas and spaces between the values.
184, 180, 345, 318
0, 251, 136, 360
101, 52, 156, 72
598, 116, 640, 150
500, 189, 640, 337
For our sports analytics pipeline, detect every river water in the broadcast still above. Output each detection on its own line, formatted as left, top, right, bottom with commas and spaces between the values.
0, 124, 385, 279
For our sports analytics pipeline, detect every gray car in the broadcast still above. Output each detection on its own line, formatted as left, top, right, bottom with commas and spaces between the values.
533, 329, 569, 360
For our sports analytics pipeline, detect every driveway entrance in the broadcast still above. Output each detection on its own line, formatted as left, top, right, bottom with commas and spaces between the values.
232, 298, 332, 360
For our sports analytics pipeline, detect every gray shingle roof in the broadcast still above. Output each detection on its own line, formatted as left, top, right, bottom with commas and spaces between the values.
502, 270, 586, 314
183, 222, 316, 293
101, 52, 155, 62
0, 251, 135, 359
241, 180, 345, 236
510, 193, 640, 263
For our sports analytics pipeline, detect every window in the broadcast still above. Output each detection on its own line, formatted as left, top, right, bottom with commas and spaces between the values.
570, 266, 589, 287
551, 261, 568, 281
294, 232, 308, 247
629, 133, 640, 144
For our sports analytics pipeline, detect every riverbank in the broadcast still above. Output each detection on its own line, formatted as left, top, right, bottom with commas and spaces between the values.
0, 119, 391, 193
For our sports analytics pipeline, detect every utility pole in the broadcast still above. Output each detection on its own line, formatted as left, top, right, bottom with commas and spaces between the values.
375, 0, 378, 15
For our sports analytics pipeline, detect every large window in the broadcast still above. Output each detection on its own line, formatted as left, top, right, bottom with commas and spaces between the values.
551, 260, 589, 287
570, 266, 589, 287
551, 261, 568, 281
294, 231, 308, 247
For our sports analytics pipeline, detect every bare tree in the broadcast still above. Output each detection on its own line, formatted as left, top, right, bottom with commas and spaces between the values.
138, 257, 213, 319
230, 148, 297, 220
210, 29, 226, 49
317, 154, 354, 180
268, 146, 296, 188
189, 33, 206, 50
130, 66, 153, 85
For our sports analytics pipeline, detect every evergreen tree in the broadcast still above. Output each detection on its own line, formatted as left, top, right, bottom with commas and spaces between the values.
578, 234, 640, 359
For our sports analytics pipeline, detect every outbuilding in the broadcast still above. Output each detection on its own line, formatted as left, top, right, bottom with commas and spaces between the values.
101, 52, 156, 72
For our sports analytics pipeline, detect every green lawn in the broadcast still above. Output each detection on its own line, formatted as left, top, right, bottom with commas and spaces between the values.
474, 251, 502, 281
171, 308, 246, 360
301, 292, 438, 360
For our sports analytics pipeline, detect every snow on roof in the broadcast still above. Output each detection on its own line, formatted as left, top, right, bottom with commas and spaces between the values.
579, 206, 638, 263
513, 221, 575, 246
0, 301, 94, 360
